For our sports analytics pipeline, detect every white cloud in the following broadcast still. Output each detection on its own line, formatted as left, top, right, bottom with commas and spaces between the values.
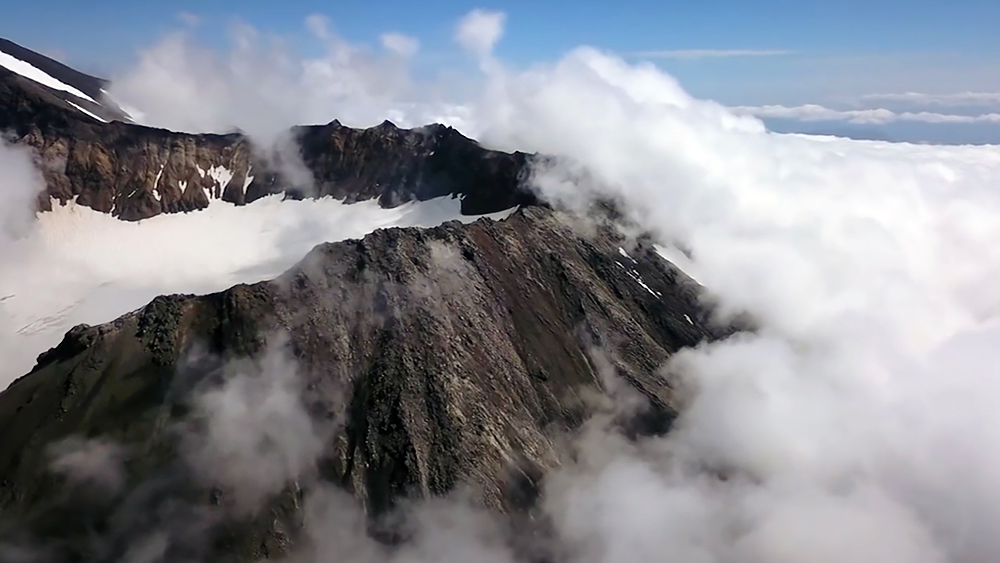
177, 11, 200, 27
0, 140, 43, 241
454, 9, 506, 59
632, 49, 790, 60
862, 91, 1000, 106
106, 18, 460, 141
180, 338, 326, 514
456, 47, 1000, 561
732, 103, 1000, 125
380, 32, 420, 58
304, 13, 332, 40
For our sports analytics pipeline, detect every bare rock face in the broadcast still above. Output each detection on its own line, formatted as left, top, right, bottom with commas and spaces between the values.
0, 207, 732, 561
1, 59, 538, 222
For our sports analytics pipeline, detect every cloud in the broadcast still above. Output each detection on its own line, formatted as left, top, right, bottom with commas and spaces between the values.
454, 9, 506, 59
632, 49, 790, 60
0, 140, 43, 241
861, 91, 1000, 107
455, 46, 1000, 561
177, 11, 200, 27
48, 437, 127, 494
732, 103, 1000, 125
106, 17, 432, 139
179, 337, 327, 514
380, 32, 420, 58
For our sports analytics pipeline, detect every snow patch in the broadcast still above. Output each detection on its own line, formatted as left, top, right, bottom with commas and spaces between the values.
626, 268, 662, 297
98, 88, 138, 122
0, 196, 518, 384
243, 165, 255, 192
654, 243, 700, 285
152, 164, 165, 201
206, 165, 234, 198
65, 100, 108, 123
0, 50, 97, 103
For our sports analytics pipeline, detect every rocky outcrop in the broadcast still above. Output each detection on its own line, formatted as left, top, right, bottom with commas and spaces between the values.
0, 207, 732, 561
1, 55, 538, 222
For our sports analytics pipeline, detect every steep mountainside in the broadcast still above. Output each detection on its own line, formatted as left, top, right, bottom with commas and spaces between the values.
0, 38, 130, 123
0, 207, 732, 561
0, 38, 538, 221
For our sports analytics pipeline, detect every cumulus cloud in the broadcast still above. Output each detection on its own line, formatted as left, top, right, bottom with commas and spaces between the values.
632, 49, 790, 60
733, 102, 1000, 125
454, 9, 506, 59
380, 32, 420, 58
106, 17, 433, 139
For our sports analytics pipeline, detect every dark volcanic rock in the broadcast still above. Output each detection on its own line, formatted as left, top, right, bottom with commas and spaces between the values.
0, 39, 107, 105
0, 38, 130, 123
0, 207, 729, 561
297, 120, 537, 215
1, 42, 538, 221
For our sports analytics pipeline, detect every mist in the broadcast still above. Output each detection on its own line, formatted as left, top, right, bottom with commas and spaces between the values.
4, 6, 1000, 563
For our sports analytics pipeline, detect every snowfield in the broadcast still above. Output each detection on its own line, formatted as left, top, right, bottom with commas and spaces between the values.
0, 194, 514, 385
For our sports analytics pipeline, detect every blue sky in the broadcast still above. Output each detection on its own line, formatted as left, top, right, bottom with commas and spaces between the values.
3, 0, 1000, 141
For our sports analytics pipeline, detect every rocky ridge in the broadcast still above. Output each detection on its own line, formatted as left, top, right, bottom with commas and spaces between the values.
0, 39, 537, 222
0, 206, 732, 561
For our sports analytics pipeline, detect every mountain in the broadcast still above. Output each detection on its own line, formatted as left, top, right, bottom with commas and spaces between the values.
0, 38, 130, 123
0, 40, 737, 561
0, 38, 539, 222
0, 205, 735, 561
0, 207, 727, 561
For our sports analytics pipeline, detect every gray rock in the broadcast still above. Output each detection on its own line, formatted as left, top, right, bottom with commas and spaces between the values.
0, 207, 735, 561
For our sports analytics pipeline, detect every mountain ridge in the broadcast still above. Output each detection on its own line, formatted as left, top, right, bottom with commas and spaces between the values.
0, 206, 733, 561
1, 36, 540, 222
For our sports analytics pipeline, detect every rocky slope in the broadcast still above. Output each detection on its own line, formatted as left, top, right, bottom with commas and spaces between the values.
0, 38, 537, 222
0, 37, 130, 123
0, 206, 733, 562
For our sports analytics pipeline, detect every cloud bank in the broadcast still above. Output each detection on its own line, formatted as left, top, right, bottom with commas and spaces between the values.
733, 103, 1000, 125
456, 45, 1000, 562
862, 91, 1000, 107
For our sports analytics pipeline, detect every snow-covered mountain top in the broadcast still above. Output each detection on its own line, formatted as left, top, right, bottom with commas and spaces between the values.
0, 37, 131, 123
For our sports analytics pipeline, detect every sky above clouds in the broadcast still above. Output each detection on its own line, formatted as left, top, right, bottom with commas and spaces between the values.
2, 0, 1000, 141
2, 0, 999, 95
